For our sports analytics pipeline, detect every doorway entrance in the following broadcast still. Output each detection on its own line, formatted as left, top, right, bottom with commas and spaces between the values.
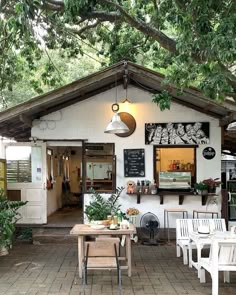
4, 141, 115, 225
45, 143, 83, 222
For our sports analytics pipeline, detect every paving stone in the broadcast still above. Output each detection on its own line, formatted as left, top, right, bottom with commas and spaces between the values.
0, 242, 236, 295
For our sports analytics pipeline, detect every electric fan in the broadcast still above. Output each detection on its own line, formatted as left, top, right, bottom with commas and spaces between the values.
140, 212, 161, 245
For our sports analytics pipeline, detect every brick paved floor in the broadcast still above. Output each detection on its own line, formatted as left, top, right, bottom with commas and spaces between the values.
0, 241, 236, 295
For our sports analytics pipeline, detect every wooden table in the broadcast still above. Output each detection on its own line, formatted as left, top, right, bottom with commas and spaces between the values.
189, 231, 236, 278
70, 223, 136, 278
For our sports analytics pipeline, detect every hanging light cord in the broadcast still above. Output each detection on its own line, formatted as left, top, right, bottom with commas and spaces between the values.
112, 4, 120, 114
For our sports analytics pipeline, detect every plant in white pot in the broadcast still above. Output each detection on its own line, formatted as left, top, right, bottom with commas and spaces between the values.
0, 189, 27, 256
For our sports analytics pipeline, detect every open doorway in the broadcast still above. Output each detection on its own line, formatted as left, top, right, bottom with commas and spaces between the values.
46, 144, 83, 225
46, 142, 115, 225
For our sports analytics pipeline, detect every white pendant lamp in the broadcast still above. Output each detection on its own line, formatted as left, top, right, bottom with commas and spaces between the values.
227, 122, 236, 131
104, 103, 129, 134
104, 18, 130, 134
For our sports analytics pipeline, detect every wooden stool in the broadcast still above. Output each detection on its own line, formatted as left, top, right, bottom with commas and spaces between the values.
164, 209, 188, 242
193, 210, 219, 219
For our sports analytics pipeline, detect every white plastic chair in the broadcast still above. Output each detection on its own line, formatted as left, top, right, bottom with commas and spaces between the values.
176, 219, 192, 264
199, 238, 236, 295
176, 218, 226, 265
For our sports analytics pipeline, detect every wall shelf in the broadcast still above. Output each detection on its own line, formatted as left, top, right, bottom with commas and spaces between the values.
200, 193, 217, 206
127, 191, 195, 205
158, 191, 195, 205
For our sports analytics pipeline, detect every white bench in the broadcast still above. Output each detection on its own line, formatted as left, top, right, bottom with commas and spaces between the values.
199, 238, 236, 295
176, 218, 226, 265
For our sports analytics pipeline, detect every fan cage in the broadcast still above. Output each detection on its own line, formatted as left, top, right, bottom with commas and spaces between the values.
140, 212, 160, 243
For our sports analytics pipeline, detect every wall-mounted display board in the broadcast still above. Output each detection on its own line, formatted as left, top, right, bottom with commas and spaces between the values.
145, 122, 210, 145
124, 149, 145, 177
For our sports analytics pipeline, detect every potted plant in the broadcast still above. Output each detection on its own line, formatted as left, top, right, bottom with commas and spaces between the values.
203, 178, 221, 193
126, 207, 140, 225
0, 189, 27, 256
194, 182, 209, 195
84, 187, 123, 222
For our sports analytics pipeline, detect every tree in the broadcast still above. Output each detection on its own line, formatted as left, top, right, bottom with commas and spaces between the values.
0, 0, 235, 109
1, 48, 102, 109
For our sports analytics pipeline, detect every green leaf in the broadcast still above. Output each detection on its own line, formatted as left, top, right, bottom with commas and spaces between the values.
152, 90, 172, 111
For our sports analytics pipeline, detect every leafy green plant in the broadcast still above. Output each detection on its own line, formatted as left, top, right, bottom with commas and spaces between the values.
194, 182, 209, 191
85, 187, 123, 221
152, 90, 172, 111
0, 189, 27, 249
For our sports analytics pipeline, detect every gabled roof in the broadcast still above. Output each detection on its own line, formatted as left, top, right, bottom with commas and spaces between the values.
0, 61, 236, 152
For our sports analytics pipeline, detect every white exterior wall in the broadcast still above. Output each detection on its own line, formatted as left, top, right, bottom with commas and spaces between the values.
32, 85, 222, 227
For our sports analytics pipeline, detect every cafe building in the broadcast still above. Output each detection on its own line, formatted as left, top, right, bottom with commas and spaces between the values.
0, 61, 236, 230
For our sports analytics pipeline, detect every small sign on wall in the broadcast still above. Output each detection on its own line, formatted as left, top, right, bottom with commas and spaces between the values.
202, 147, 216, 160
145, 122, 210, 145
124, 149, 145, 177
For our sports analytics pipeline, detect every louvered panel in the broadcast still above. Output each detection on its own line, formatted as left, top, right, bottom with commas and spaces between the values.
7, 160, 31, 183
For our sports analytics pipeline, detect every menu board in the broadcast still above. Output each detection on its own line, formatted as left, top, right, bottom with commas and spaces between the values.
124, 149, 145, 177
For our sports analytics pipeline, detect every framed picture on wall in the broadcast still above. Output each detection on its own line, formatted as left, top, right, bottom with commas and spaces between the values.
145, 122, 210, 145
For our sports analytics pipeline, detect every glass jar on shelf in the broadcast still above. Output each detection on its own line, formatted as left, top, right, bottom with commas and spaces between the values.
176, 160, 180, 170
150, 180, 157, 195
172, 160, 176, 170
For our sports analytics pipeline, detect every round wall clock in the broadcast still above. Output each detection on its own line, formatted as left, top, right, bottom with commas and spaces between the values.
116, 112, 136, 137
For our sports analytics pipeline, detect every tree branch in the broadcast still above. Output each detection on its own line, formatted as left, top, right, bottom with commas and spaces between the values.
219, 62, 236, 95
73, 20, 103, 35
42, 0, 236, 92
0, 0, 7, 10
43, 0, 177, 55
45, 0, 64, 7
43, 2, 64, 11
0, 32, 13, 46
67, 20, 104, 36
95, 0, 179, 54
174, 0, 188, 10
86, 11, 123, 22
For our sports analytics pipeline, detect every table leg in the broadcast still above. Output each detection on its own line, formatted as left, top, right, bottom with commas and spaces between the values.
126, 234, 132, 277
167, 212, 170, 242
197, 245, 202, 278
78, 236, 84, 278
164, 210, 166, 235
189, 241, 193, 268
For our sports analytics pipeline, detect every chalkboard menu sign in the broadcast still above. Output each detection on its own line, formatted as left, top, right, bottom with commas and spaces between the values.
124, 149, 145, 177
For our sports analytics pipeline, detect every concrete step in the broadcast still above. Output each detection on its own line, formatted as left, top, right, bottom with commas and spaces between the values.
32, 227, 77, 245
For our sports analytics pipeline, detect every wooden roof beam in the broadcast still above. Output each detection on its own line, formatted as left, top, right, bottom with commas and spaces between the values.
19, 114, 32, 127
202, 103, 214, 111
220, 112, 236, 127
